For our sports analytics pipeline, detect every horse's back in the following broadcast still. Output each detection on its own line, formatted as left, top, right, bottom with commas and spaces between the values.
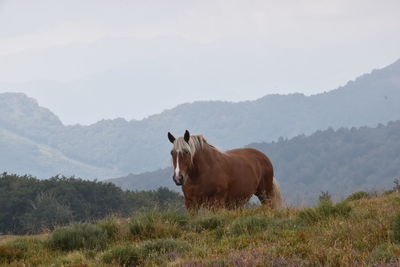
224, 147, 274, 189
226, 148, 273, 172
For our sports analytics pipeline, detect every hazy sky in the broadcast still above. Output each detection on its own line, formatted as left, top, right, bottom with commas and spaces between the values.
0, 0, 399, 125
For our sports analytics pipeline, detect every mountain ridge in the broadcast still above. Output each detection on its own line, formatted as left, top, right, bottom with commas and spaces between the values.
0, 59, 400, 178
107, 120, 400, 204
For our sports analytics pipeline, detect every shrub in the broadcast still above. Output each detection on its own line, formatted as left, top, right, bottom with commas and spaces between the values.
389, 213, 400, 243
318, 191, 332, 204
394, 178, 400, 192
48, 223, 109, 251
346, 191, 369, 201
230, 216, 271, 236
298, 201, 352, 224
128, 211, 186, 239
192, 214, 226, 232
97, 217, 120, 240
159, 210, 189, 227
141, 239, 190, 258
102, 244, 141, 266
297, 209, 319, 224
385, 178, 400, 194
0, 246, 24, 264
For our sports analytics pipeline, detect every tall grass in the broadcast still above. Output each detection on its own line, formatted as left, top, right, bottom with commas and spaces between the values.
128, 210, 189, 239
2, 191, 400, 266
48, 223, 109, 251
297, 199, 352, 224
389, 212, 400, 243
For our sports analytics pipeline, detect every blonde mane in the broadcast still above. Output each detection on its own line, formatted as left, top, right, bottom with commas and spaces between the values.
173, 134, 213, 160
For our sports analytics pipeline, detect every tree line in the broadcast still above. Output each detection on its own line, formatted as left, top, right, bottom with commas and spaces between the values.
249, 121, 400, 203
0, 173, 183, 234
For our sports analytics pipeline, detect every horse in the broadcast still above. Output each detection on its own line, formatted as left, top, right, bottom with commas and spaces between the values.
167, 130, 282, 211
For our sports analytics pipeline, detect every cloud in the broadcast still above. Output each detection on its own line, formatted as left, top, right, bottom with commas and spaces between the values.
0, 0, 399, 124
1, 0, 400, 54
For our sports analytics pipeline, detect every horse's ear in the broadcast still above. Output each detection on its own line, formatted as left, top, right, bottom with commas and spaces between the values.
168, 132, 176, 143
184, 130, 190, 143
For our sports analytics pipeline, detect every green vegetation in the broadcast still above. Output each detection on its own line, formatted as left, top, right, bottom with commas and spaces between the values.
297, 199, 352, 224
0, 173, 183, 234
0, 190, 399, 266
128, 210, 188, 240
48, 223, 109, 251
389, 212, 400, 243
250, 122, 400, 204
102, 244, 141, 266
346, 191, 370, 201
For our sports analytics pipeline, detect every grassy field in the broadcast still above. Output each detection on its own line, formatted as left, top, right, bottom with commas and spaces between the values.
1, 191, 400, 266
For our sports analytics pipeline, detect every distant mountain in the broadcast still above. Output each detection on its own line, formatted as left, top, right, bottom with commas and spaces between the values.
108, 168, 175, 192
0, 59, 400, 178
0, 93, 120, 178
0, 127, 119, 178
107, 121, 400, 204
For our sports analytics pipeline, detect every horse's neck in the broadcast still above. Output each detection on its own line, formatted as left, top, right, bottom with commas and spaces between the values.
191, 147, 222, 175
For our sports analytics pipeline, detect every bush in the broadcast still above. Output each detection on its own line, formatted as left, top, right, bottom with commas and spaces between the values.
297, 209, 319, 224
230, 216, 271, 236
346, 191, 369, 201
394, 178, 400, 192
48, 223, 109, 251
0, 246, 24, 264
102, 244, 141, 266
97, 217, 120, 240
298, 201, 352, 224
318, 191, 332, 204
192, 214, 226, 232
389, 213, 400, 243
129, 211, 186, 239
142, 239, 190, 258
159, 210, 189, 227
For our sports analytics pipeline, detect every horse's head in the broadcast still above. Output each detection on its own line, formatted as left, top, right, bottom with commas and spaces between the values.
167, 130, 193, 186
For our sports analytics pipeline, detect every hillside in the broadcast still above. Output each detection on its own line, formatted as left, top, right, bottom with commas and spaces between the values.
0, 59, 400, 177
0, 127, 119, 179
0, 174, 183, 235
0, 93, 120, 179
108, 121, 400, 204
1, 190, 399, 266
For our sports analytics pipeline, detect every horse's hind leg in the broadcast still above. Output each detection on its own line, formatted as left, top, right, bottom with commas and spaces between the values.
255, 176, 281, 209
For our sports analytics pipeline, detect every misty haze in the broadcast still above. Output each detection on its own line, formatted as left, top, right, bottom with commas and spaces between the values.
1, 1, 400, 265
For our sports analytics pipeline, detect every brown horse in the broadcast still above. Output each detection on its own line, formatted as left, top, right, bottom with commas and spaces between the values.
167, 130, 281, 211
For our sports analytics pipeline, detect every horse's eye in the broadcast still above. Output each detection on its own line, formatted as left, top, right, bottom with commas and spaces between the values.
170, 151, 174, 155
183, 150, 189, 154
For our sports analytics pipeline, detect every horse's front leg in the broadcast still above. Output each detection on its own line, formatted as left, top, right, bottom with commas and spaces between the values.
185, 198, 199, 214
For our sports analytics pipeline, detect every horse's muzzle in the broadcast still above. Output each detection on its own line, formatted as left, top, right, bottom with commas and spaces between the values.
173, 174, 184, 186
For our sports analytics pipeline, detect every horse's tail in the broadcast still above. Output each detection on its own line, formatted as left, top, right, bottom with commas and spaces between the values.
271, 177, 282, 209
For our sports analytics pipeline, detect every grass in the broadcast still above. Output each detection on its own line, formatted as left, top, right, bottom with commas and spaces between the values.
48, 223, 110, 251
390, 212, 400, 243
346, 190, 370, 201
1, 191, 400, 266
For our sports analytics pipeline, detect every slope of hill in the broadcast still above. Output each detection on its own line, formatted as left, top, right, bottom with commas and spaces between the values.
0, 127, 120, 179
0, 93, 120, 179
108, 168, 174, 192
0, 59, 400, 177
108, 121, 400, 204
1, 191, 399, 266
